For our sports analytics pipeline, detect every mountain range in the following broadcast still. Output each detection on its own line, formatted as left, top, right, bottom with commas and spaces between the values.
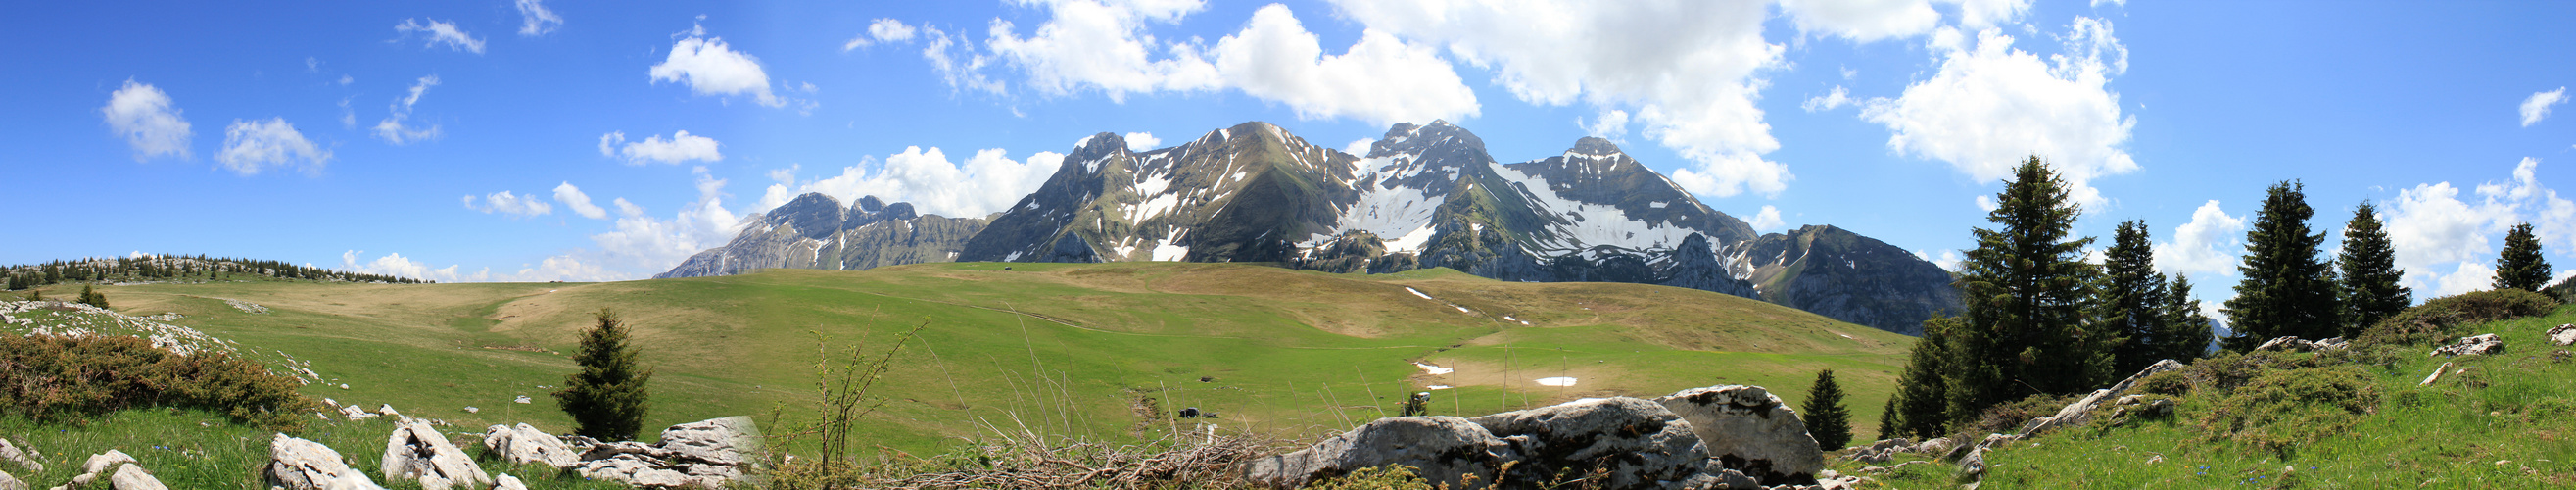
658, 121, 1960, 334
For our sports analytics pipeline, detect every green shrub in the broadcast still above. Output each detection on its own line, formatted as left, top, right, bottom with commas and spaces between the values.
2135, 370, 2191, 396
2358, 289, 2559, 346
1308, 465, 1436, 490
0, 333, 316, 430
2195, 366, 2379, 460
1960, 393, 2077, 437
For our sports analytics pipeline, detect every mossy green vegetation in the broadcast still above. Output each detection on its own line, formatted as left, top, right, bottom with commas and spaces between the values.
1840, 305, 2576, 488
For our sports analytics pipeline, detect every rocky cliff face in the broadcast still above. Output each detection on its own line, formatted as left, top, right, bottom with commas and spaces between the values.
661, 121, 1963, 335
652, 193, 986, 278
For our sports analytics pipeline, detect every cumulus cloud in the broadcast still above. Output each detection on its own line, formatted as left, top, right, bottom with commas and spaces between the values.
1748, 205, 1786, 231
599, 130, 723, 165
1334, 0, 1789, 197
516, 0, 563, 36
396, 19, 486, 54
588, 168, 745, 276
554, 181, 608, 219
101, 79, 191, 161
1860, 19, 2135, 210
843, 18, 920, 50
372, 75, 443, 145
1204, 5, 1479, 126
1802, 85, 1854, 112
1914, 249, 1964, 270
2523, 87, 2566, 127
2383, 158, 2576, 297
2153, 200, 2247, 278
1580, 109, 1631, 140
463, 190, 552, 218
340, 251, 617, 283
1778, 0, 1941, 42
1949, 0, 2033, 28
759, 147, 1063, 219
1123, 132, 1161, 151
983, 0, 1221, 100
216, 118, 329, 175
650, 27, 787, 107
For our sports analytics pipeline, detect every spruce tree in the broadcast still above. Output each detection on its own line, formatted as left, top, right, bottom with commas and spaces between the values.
1877, 397, 1898, 443
1801, 369, 1852, 450
555, 308, 654, 440
1888, 315, 1957, 439
76, 285, 109, 309
1948, 157, 2107, 419
2224, 181, 2340, 350
2336, 202, 2409, 335
2099, 220, 2171, 375
2495, 222, 2552, 292
2158, 274, 2216, 362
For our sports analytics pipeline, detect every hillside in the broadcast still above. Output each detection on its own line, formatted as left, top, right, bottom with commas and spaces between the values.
6, 262, 1912, 460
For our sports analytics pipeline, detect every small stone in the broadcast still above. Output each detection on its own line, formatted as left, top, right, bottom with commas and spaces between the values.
462, 407, 478, 414
512, 396, 532, 404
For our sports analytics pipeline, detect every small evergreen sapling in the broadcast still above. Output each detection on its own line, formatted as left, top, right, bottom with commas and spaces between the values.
2495, 222, 2552, 292
555, 308, 654, 441
1802, 369, 1852, 450
76, 285, 109, 309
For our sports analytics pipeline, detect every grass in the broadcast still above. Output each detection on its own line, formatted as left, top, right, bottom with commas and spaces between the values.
0, 408, 629, 489
9, 262, 1911, 462
1839, 305, 2576, 489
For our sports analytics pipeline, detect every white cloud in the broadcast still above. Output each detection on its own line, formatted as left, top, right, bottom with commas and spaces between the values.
761, 147, 1063, 218
1860, 20, 2135, 210
463, 190, 553, 218
1344, 138, 1375, 156
984, 0, 1223, 101
216, 118, 329, 175
1333, 0, 1790, 197
1748, 205, 1786, 231
651, 29, 787, 107
340, 251, 617, 283
1802, 85, 1854, 112
1580, 109, 1631, 140
1778, 0, 1941, 42
589, 168, 745, 277
1975, 194, 1998, 212
1947, 0, 2032, 29
372, 75, 443, 145
920, 25, 1005, 95
101, 79, 191, 161
516, 0, 563, 36
341, 251, 461, 282
2153, 200, 2247, 279
844, 19, 920, 50
1123, 131, 1161, 151
599, 130, 723, 165
2383, 158, 2576, 297
554, 181, 608, 220
2522, 87, 2566, 127
1914, 249, 1964, 270
396, 19, 486, 54
1205, 5, 1479, 126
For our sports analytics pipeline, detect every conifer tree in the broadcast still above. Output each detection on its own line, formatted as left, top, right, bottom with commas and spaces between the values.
2224, 181, 2340, 350
2336, 202, 2409, 335
2099, 220, 2171, 375
555, 308, 654, 440
1802, 369, 1852, 450
76, 285, 109, 309
1888, 316, 1957, 439
2495, 222, 2552, 292
1948, 157, 2106, 418
2158, 274, 2215, 362
1877, 397, 1898, 443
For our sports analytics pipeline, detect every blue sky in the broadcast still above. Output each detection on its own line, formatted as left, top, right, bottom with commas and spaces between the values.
10, 0, 2575, 312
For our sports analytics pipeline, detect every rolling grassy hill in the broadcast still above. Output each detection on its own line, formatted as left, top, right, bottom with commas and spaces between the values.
15, 262, 1912, 460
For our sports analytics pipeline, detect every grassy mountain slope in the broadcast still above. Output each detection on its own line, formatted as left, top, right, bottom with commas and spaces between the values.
21, 263, 1909, 460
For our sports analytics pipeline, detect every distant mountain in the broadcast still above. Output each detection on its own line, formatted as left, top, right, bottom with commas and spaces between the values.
653, 194, 986, 279
665, 121, 1966, 334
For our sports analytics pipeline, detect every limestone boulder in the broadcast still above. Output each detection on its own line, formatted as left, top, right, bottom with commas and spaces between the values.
107, 464, 165, 490
2432, 334, 2504, 357
1654, 385, 1826, 486
481, 424, 578, 468
2254, 336, 2348, 353
381, 417, 491, 490
0, 468, 24, 490
2021, 359, 2183, 435
656, 416, 759, 467
0, 437, 41, 473
2547, 324, 2576, 347
266, 433, 384, 490
492, 474, 528, 490
1244, 416, 1514, 489
1468, 397, 1714, 490
576, 456, 694, 488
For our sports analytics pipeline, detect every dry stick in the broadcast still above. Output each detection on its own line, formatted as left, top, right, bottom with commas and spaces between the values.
1318, 382, 1351, 428
1356, 365, 1389, 419
914, 333, 971, 411
1503, 343, 1514, 412
1161, 379, 1179, 436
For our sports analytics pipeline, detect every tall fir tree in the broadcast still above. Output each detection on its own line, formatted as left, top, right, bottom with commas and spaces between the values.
2098, 220, 2171, 375
2224, 181, 2340, 350
2158, 274, 2216, 362
1948, 157, 2107, 419
2336, 202, 2410, 335
1802, 369, 1853, 450
555, 308, 654, 440
2495, 222, 2552, 292
1888, 315, 1958, 439
1877, 397, 1899, 443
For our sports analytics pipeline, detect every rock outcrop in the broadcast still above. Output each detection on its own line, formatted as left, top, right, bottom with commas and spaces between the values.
105, 465, 165, 490
1249, 384, 1818, 490
2019, 359, 2185, 435
382, 417, 491, 490
564, 416, 763, 489
482, 423, 579, 468
268, 433, 383, 490
2547, 324, 2575, 346
2433, 334, 2504, 357
1654, 385, 1825, 485
0, 468, 22, 490
0, 438, 40, 473
53, 450, 164, 490
2254, 336, 2348, 353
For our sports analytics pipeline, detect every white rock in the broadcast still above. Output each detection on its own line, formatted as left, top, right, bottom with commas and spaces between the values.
0, 437, 41, 473
82, 450, 136, 475
2432, 334, 2505, 357
1656, 385, 1826, 485
2547, 324, 2576, 347
267, 433, 386, 490
491, 474, 528, 490
656, 416, 761, 467
0, 468, 24, 490
108, 464, 167, 490
381, 417, 492, 490
482, 424, 579, 468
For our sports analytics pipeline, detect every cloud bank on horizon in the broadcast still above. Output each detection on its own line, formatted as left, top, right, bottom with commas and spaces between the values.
29, 0, 2576, 312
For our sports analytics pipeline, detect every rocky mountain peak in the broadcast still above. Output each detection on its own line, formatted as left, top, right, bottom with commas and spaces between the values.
772, 193, 848, 240
1569, 136, 1623, 156
854, 195, 885, 214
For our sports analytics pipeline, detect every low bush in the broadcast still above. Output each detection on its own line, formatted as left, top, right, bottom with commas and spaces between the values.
1307, 465, 1436, 490
2194, 366, 2379, 460
2134, 370, 2191, 396
2358, 289, 2559, 346
1960, 393, 2078, 437
0, 333, 317, 430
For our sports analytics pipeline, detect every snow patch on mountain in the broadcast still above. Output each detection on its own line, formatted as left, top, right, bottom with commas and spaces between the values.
1494, 166, 1697, 254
